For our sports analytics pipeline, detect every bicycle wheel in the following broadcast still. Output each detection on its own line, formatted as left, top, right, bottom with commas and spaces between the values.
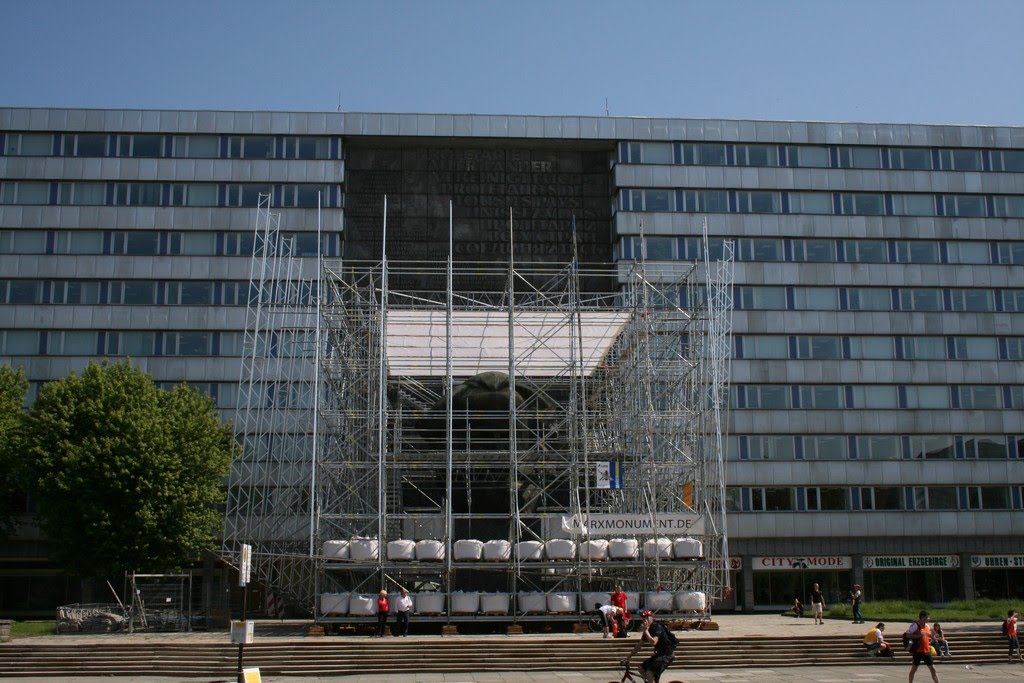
588, 614, 604, 632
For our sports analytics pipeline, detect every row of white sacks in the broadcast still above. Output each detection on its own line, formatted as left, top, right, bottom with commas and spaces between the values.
323, 537, 703, 562
321, 590, 707, 615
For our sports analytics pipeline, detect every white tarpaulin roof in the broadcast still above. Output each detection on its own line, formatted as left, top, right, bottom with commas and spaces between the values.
385, 309, 631, 377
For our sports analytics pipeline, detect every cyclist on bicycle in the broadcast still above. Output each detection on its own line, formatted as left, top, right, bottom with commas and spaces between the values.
625, 609, 678, 683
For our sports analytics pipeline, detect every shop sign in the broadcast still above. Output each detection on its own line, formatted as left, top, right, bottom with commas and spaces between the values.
561, 513, 705, 536
971, 555, 1024, 569
709, 557, 743, 571
753, 556, 851, 571
864, 555, 959, 569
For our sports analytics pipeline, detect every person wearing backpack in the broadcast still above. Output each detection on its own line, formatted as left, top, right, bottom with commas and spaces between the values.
904, 610, 940, 682
1005, 610, 1022, 663
625, 609, 678, 683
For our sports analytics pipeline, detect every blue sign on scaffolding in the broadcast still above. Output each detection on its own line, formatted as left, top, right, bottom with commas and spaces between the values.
595, 461, 624, 489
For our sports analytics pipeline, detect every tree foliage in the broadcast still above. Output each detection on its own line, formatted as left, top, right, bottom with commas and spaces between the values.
20, 360, 236, 577
0, 365, 28, 537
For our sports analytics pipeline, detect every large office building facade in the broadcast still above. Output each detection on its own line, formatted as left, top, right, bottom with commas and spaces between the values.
1, 108, 1022, 615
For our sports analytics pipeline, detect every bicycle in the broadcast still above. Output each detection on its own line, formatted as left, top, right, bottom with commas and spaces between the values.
588, 610, 633, 636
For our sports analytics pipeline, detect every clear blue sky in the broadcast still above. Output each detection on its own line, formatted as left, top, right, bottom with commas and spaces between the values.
3, 0, 1022, 125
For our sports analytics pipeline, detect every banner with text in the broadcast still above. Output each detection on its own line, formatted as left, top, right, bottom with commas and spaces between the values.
753, 556, 852, 571
971, 555, 1024, 569
863, 555, 959, 569
561, 513, 705, 536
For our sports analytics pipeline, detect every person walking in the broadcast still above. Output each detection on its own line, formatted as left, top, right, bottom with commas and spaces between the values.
1005, 609, 1022, 663
851, 583, 864, 624
905, 610, 940, 683
810, 582, 826, 625
374, 589, 389, 637
395, 588, 413, 637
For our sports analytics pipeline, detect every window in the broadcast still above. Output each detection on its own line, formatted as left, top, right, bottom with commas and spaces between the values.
0, 330, 39, 354
792, 287, 838, 310
631, 236, 675, 260
751, 487, 795, 511
957, 385, 1001, 409
843, 240, 887, 263
849, 385, 899, 409
3, 280, 43, 304
741, 385, 790, 409
992, 150, 1024, 172
788, 192, 832, 214
942, 194, 986, 217
680, 190, 728, 212
806, 487, 848, 510
737, 336, 787, 359
938, 149, 982, 171
792, 239, 836, 262
966, 486, 1011, 510
49, 281, 100, 304
848, 336, 895, 359
898, 288, 942, 311
903, 337, 947, 360
166, 282, 214, 305
44, 331, 96, 355
792, 146, 830, 167
946, 241, 991, 264
890, 194, 937, 216
735, 144, 779, 167
5, 133, 52, 156
736, 191, 780, 213
228, 136, 274, 159
862, 487, 902, 511
747, 435, 797, 460
802, 435, 847, 460
185, 184, 218, 207
798, 385, 843, 409
116, 134, 162, 158
284, 136, 333, 160
908, 434, 954, 459
914, 487, 958, 510
57, 182, 106, 205
164, 332, 212, 356
735, 286, 786, 310
0, 230, 46, 254
725, 488, 742, 512
1002, 290, 1024, 312
889, 148, 932, 170
904, 386, 950, 409
840, 193, 884, 216
687, 143, 727, 166
68, 133, 108, 157
111, 232, 160, 255
993, 196, 1024, 218
894, 241, 941, 263
857, 435, 902, 460
952, 337, 998, 360
836, 147, 882, 169
1005, 338, 1024, 361
172, 135, 219, 158
794, 336, 842, 359
1, 181, 50, 205
846, 288, 892, 311
113, 183, 161, 207
963, 436, 1009, 459
737, 238, 783, 261
996, 243, 1024, 265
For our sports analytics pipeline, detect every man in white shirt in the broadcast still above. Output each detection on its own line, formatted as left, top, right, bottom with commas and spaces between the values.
395, 588, 413, 636
598, 603, 626, 639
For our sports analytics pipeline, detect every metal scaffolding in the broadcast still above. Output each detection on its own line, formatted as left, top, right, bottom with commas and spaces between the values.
225, 201, 734, 621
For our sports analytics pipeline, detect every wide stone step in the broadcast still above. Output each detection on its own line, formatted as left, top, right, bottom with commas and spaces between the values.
0, 634, 1011, 677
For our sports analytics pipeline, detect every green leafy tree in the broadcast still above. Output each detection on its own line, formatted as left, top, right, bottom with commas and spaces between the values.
0, 365, 29, 537
20, 360, 236, 577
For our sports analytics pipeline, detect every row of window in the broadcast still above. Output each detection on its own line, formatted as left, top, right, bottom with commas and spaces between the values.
0, 229, 339, 257
2, 132, 341, 160
0, 280, 318, 306
734, 384, 1024, 410
734, 335, 1024, 361
729, 434, 1023, 461
0, 181, 342, 208
619, 189, 1024, 218
619, 141, 1024, 173
623, 236, 1024, 266
682, 285, 1024, 313
728, 485, 1023, 512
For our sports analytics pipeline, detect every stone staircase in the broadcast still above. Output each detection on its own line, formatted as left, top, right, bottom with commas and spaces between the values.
0, 632, 1012, 678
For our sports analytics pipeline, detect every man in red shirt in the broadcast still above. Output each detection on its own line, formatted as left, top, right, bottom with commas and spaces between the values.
611, 586, 629, 635
905, 610, 939, 683
1006, 609, 1022, 663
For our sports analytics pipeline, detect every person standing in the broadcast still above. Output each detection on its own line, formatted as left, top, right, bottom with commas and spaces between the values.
851, 583, 864, 624
810, 582, 826, 625
374, 589, 389, 637
905, 610, 940, 683
1005, 610, 1022, 663
395, 588, 413, 637
611, 585, 629, 635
